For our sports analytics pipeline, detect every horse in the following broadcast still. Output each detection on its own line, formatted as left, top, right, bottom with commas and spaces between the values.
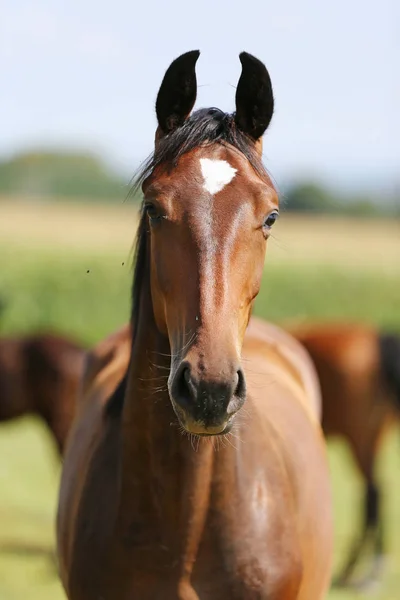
0, 331, 85, 453
289, 321, 400, 588
57, 50, 333, 599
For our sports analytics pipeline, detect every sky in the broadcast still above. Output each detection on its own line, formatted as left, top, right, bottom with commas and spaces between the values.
1, 0, 399, 194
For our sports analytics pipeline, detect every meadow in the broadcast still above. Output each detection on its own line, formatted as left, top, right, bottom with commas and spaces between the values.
0, 199, 399, 599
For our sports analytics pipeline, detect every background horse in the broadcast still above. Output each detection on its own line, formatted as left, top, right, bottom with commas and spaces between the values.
0, 332, 85, 453
289, 322, 400, 587
57, 50, 332, 599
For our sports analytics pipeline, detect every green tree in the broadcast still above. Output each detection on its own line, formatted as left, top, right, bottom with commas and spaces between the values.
0, 150, 131, 202
283, 182, 338, 213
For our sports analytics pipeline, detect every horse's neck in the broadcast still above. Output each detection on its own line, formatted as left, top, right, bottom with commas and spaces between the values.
118, 289, 216, 537
112, 280, 239, 584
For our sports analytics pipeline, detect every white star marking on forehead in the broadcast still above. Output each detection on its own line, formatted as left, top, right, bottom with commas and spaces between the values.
199, 158, 237, 195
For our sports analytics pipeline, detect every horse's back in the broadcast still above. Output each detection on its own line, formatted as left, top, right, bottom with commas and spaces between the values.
288, 322, 379, 373
288, 323, 384, 435
288, 322, 398, 486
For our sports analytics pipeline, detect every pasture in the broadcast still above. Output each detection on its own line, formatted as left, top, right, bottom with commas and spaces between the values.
0, 199, 399, 599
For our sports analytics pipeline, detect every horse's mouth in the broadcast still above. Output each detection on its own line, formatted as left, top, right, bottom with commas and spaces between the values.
172, 404, 236, 437
194, 420, 235, 437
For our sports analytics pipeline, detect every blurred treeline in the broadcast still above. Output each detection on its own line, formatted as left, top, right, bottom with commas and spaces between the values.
1, 149, 399, 216
0, 150, 129, 202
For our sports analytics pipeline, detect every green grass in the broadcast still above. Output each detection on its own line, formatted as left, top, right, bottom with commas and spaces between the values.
0, 240, 400, 599
2, 244, 399, 342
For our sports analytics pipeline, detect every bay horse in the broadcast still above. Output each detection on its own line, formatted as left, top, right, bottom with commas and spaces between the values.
57, 51, 333, 599
289, 322, 400, 588
0, 332, 85, 453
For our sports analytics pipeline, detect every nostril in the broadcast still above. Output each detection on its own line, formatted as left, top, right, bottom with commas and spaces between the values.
234, 368, 246, 399
183, 367, 191, 385
173, 363, 197, 408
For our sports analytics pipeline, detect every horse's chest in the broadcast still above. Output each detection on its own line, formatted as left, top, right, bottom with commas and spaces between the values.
196, 496, 302, 598
68, 492, 301, 600
68, 435, 303, 599
116, 535, 301, 599
110, 495, 302, 599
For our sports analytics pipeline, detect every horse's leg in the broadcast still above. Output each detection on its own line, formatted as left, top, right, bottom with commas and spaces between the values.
335, 418, 386, 588
351, 409, 393, 591
333, 477, 371, 587
352, 479, 385, 591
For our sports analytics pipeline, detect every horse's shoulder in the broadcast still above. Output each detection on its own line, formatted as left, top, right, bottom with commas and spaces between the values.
245, 317, 322, 423
78, 323, 132, 410
57, 325, 131, 587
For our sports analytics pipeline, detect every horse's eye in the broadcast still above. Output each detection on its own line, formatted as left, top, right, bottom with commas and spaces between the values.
263, 210, 279, 231
144, 203, 162, 222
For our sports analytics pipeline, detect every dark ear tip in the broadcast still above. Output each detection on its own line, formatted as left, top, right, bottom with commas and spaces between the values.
175, 49, 200, 65
239, 51, 252, 64
239, 52, 266, 70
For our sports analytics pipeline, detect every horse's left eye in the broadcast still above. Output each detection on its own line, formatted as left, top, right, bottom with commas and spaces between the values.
263, 211, 279, 230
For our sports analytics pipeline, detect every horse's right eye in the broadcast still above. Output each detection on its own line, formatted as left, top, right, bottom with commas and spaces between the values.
144, 203, 162, 223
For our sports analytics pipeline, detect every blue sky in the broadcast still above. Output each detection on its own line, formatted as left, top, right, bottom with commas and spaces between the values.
1, 0, 399, 193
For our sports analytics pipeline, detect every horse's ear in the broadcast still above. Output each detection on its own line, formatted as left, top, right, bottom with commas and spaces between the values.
235, 52, 274, 145
155, 50, 200, 137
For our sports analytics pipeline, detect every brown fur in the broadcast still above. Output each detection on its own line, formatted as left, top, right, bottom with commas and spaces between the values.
58, 319, 332, 599
0, 332, 85, 453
